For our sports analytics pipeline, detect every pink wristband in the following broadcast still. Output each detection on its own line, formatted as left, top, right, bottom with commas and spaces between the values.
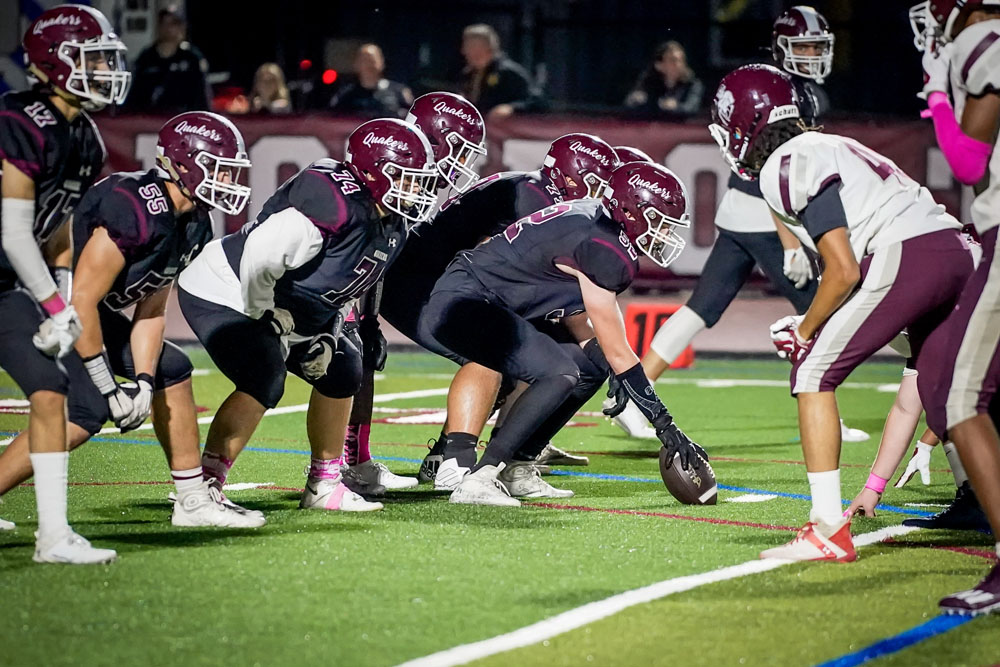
865, 472, 888, 494
40, 293, 66, 316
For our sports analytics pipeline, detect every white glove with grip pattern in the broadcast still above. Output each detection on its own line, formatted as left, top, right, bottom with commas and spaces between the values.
782, 247, 814, 290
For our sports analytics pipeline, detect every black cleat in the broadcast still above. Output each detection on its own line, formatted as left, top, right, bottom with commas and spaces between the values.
417, 437, 446, 484
339, 465, 386, 498
902, 482, 992, 532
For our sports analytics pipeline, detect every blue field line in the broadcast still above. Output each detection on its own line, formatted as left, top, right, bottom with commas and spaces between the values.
814, 614, 975, 667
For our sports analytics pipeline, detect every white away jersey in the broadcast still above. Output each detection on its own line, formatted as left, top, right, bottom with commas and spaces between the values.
760, 132, 959, 260
950, 19, 1000, 234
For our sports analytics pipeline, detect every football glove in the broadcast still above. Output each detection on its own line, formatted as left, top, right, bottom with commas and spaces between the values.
782, 247, 814, 290
32, 305, 82, 359
118, 373, 154, 432
602, 369, 628, 418
300, 333, 336, 381
895, 442, 933, 488
359, 315, 387, 372
654, 417, 703, 472
260, 307, 295, 337
769, 315, 811, 363
920, 40, 952, 100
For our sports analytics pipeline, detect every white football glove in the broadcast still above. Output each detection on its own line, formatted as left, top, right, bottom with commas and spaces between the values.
299, 334, 335, 381
32, 305, 82, 358
782, 247, 814, 290
118, 374, 154, 432
83, 354, 134, 427
895, 441, 933, 488
769, 314, 807, 361
262, 307, 295, 337
920, 41, 953, 100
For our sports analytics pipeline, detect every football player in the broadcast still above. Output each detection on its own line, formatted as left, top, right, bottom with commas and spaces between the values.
0, 5, 129, 563
338, 92, 487, 494
611, 6, 868, 446
709, 64, 974, 562
177, 118, 437, 515
422, 162, 702, 506
913, 0, 1000, 615
0, 111, 265, 529
374, 133, 619, 496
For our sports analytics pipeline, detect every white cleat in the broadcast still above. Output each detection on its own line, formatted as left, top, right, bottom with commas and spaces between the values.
349, 459, 418, 490
449, 465, 520, 507
0, 518, 14, 531
171, 481, 267, 528
840, 420, 870, 443
499, 461, 574, 498
300, 477, 383, 512
205, 477, 266, 520
33, 528, 117, 565
604, 399, 658, 439
434, 457, 471, 491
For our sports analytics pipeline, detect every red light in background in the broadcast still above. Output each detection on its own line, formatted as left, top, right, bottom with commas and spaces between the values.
299, 59, 313, 71
322, 69, 338, 85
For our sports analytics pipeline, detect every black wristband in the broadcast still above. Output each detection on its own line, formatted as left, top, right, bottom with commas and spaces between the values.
615, 362, 670, 426
136, 372, 154, 386
582, 338, 611, 377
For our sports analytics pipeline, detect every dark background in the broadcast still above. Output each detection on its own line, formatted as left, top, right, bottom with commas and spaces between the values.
186, 0, 924, 118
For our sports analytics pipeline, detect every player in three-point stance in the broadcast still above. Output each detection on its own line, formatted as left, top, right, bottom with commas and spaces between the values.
709, 64, 973, 562
0, 5, 129, 563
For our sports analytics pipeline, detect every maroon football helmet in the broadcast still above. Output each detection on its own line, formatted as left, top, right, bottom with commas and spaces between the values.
346, 118, 437, 224
613, 146, 654, 164
601, 162, 689, 268
405, 92, 486, 193
542, 133, 620, 200
22, 5, 130, 111
928, 0, 1000, 42
157, 112, 252, 215
771, 6, 834, 83
709, 64, 801, 181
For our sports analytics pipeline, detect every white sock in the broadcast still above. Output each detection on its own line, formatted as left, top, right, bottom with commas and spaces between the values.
942, 442, 969, 487
171, 466, 205, 497
29, 452, 69, 539
807, 469, 843, 526
648, 306, 706, 366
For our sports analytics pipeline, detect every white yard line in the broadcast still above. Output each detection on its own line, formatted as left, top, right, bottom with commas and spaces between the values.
396, 525, 918, 667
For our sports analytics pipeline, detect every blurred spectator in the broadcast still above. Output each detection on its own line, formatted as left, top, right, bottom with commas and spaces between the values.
328, 43, 413, 119
460, 24, 543, 121
624, 41, 703, 118
128, 6, 211, 113
251, 63, 292, 114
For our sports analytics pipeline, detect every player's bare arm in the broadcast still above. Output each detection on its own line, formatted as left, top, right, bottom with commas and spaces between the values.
130, 285, 171, 379
71, 226, 125, 358
797, 227, 860, 340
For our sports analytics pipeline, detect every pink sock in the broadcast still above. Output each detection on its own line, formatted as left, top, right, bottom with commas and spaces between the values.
344, 424, 372, 465
201, 451, 233, 485
309, 457, 343, 480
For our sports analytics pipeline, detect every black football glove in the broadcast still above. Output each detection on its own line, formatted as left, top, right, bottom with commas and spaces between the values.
653, 415, 703, 471
602, 369, 628, 417
359, 315, 387, 372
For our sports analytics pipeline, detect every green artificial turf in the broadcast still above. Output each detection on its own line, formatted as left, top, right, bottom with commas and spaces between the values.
1, 352, 997, 666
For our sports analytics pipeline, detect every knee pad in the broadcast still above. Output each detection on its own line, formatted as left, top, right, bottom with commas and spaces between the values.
649, 306, 706, 361
156, 341, 194, 390
67, 381, 109, 435
309, 333, 363, 399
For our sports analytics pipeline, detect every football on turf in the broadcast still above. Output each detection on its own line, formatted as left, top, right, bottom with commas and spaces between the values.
658, 447, 717, 505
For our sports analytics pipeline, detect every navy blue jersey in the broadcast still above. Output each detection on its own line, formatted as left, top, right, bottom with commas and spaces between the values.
0, 90, 105, 289
73, 170, 212, 310
222, 159, 407, 335
453, 198, 639, 322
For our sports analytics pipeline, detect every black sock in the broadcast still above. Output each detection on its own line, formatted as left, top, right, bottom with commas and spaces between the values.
443, 432, 478, 468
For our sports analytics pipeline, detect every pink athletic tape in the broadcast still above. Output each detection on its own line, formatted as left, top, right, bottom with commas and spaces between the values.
40, 293, 65, 316
865, 472, 888, 495
927, 92, 993, 185
309, 457, 342, 480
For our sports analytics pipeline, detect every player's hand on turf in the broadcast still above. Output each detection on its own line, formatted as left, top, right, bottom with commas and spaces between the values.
769, 315, 810, 363
895, 443, 932, 488
32, 305, 82, 358
360, 315, 387, 372
118, 374, 153, 432
300, 333, 335, 380
602, 370, 628, 418
919, 40, 953, 100
782, 247, 814, 289
654, 417, 702, 471
261, 307, 295, 337
847, 487, 881, 518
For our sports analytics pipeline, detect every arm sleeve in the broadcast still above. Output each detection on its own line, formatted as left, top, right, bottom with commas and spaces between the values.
1, 198, 58, 303
0, 110, 45, 180
287, 169, 352, 236
240, 207, 324, 319
799, 181, 848, 242
569, 237, 637, 293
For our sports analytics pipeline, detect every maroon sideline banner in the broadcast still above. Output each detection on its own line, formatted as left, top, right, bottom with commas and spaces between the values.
96, 113, 966, 281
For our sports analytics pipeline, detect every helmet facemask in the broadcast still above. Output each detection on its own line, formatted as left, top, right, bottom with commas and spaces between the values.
635, 205, 688, 268
381, 162, 439, 225
708, 122, 754, 181
909, 2, 939, 50
58, 35, 130, 110
437, 131, 487, 193
193, 151, 252, 215
582, 171, 611, 198
776, 34, 834, 83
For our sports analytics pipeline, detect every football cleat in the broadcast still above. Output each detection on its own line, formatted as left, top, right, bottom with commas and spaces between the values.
604, 398, 658, 439
417, 437, 446, 484
840, 420, 870, 443
204, 477, 266, 520
760, 518, 856, 562
434, 457, 471, 491
340, 464, 387, 498
902, 482, 991, 532
449, 465, 520, 507
939, 563, 1000, 616
171, 480, 266, 528
0, 498, 14, 530
300, 477, 383, 512
499, 461, 574, 498
348, 459, 418, 490
535, 443, 590, 467
33, 528, 117, 565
